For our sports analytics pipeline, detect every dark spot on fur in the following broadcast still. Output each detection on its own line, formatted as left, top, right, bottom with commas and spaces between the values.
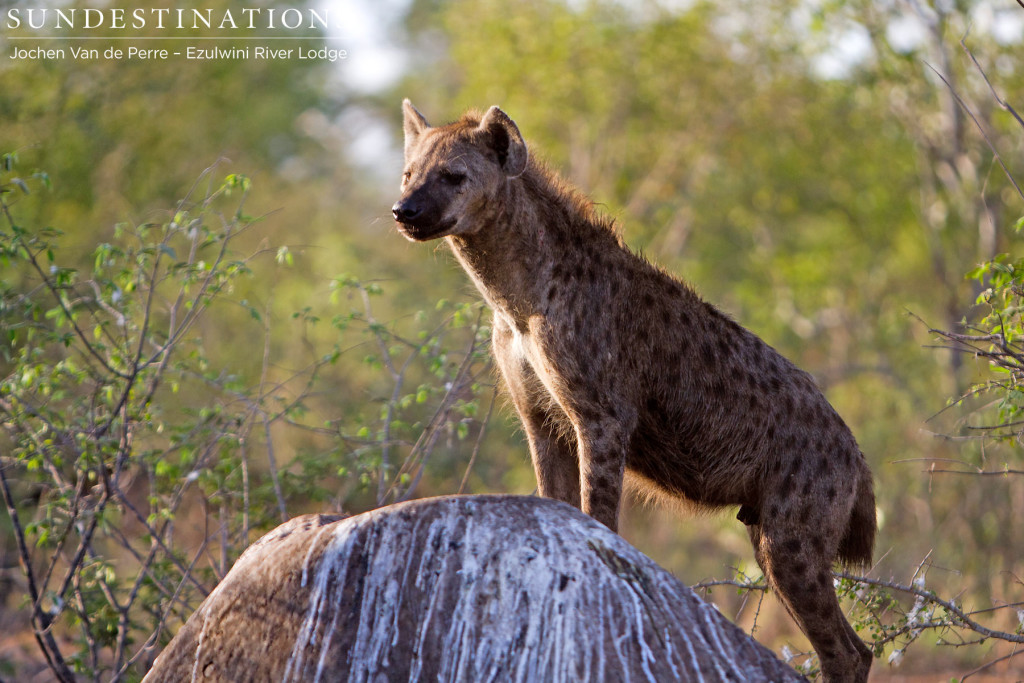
816, 455, 829, 476
784, 458, 802, 480
700, 342, 715, 366
799, 504, 813, 525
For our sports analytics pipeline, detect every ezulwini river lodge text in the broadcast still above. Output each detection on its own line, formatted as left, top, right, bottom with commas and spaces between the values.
9, 44, 347, 62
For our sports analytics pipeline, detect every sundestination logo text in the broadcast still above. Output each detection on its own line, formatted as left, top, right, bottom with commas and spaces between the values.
5, 7, 345, 31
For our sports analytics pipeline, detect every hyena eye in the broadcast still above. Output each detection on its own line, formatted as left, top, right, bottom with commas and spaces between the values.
402, 171, 412, 184
439, 169, 467, 186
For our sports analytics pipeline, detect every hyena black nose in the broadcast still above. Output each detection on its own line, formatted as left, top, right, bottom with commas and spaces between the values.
392, 200, 421, 222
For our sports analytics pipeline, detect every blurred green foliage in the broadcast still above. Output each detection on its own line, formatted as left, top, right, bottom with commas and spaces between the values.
0, 158, 493, 679
2, 0, 1024, 678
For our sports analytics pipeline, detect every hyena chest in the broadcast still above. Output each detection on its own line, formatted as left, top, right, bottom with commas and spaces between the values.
499, 316, 581, 418
503, 316, 731, 500
505, 323, 557, 393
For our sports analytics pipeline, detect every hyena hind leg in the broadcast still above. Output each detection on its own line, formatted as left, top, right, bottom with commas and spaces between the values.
748, 522, 872, 683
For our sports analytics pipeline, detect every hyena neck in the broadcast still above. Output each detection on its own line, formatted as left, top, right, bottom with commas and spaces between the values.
448, 164, 620, 331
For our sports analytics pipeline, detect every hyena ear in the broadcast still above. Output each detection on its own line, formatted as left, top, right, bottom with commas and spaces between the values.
478, 106, 528, 177
402, 99, 430, 157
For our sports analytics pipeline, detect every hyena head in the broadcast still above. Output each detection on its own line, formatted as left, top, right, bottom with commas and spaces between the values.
392, 100, 528, 241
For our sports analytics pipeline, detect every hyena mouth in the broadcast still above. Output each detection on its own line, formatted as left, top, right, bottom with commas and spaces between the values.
395, 217, 457, 241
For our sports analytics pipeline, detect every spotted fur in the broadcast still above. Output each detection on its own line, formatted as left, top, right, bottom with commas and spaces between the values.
392, 101, 875, 683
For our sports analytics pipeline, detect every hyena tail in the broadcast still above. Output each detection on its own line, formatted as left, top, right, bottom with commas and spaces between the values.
837, 467, 876, 568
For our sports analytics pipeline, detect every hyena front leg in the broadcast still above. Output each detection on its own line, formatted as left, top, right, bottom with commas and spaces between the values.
571, 410, 636, 533
493, 320, 581, 507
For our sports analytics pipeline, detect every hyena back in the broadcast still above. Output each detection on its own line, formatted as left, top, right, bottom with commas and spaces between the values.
392, 100, 875, 683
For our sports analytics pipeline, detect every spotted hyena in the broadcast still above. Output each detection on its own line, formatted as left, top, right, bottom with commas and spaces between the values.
391, 100, 876, 683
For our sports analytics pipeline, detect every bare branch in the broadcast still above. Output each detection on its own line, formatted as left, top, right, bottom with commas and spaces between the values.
961, 38, 1024, 133
457, 384, 497, 495
924, 61, 1024, 202
0, 462, 76, 682
836, 571, 1024, 646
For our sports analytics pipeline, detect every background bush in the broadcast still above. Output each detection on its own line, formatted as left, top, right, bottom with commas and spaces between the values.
2, 0, 1023, 679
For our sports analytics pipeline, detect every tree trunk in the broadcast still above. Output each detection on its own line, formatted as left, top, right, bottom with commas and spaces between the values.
145, 495, 804, 682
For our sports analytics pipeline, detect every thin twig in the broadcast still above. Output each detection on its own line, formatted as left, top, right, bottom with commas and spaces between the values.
458, 384, 497, 495
0, 462, 75, 682
927, 468, 1024, 476
960, 648, 1024, 682
393, 309, 488, 503
961, 38, 1024, 132
835, 571, 1024, 645
924, 61, 1024, 202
